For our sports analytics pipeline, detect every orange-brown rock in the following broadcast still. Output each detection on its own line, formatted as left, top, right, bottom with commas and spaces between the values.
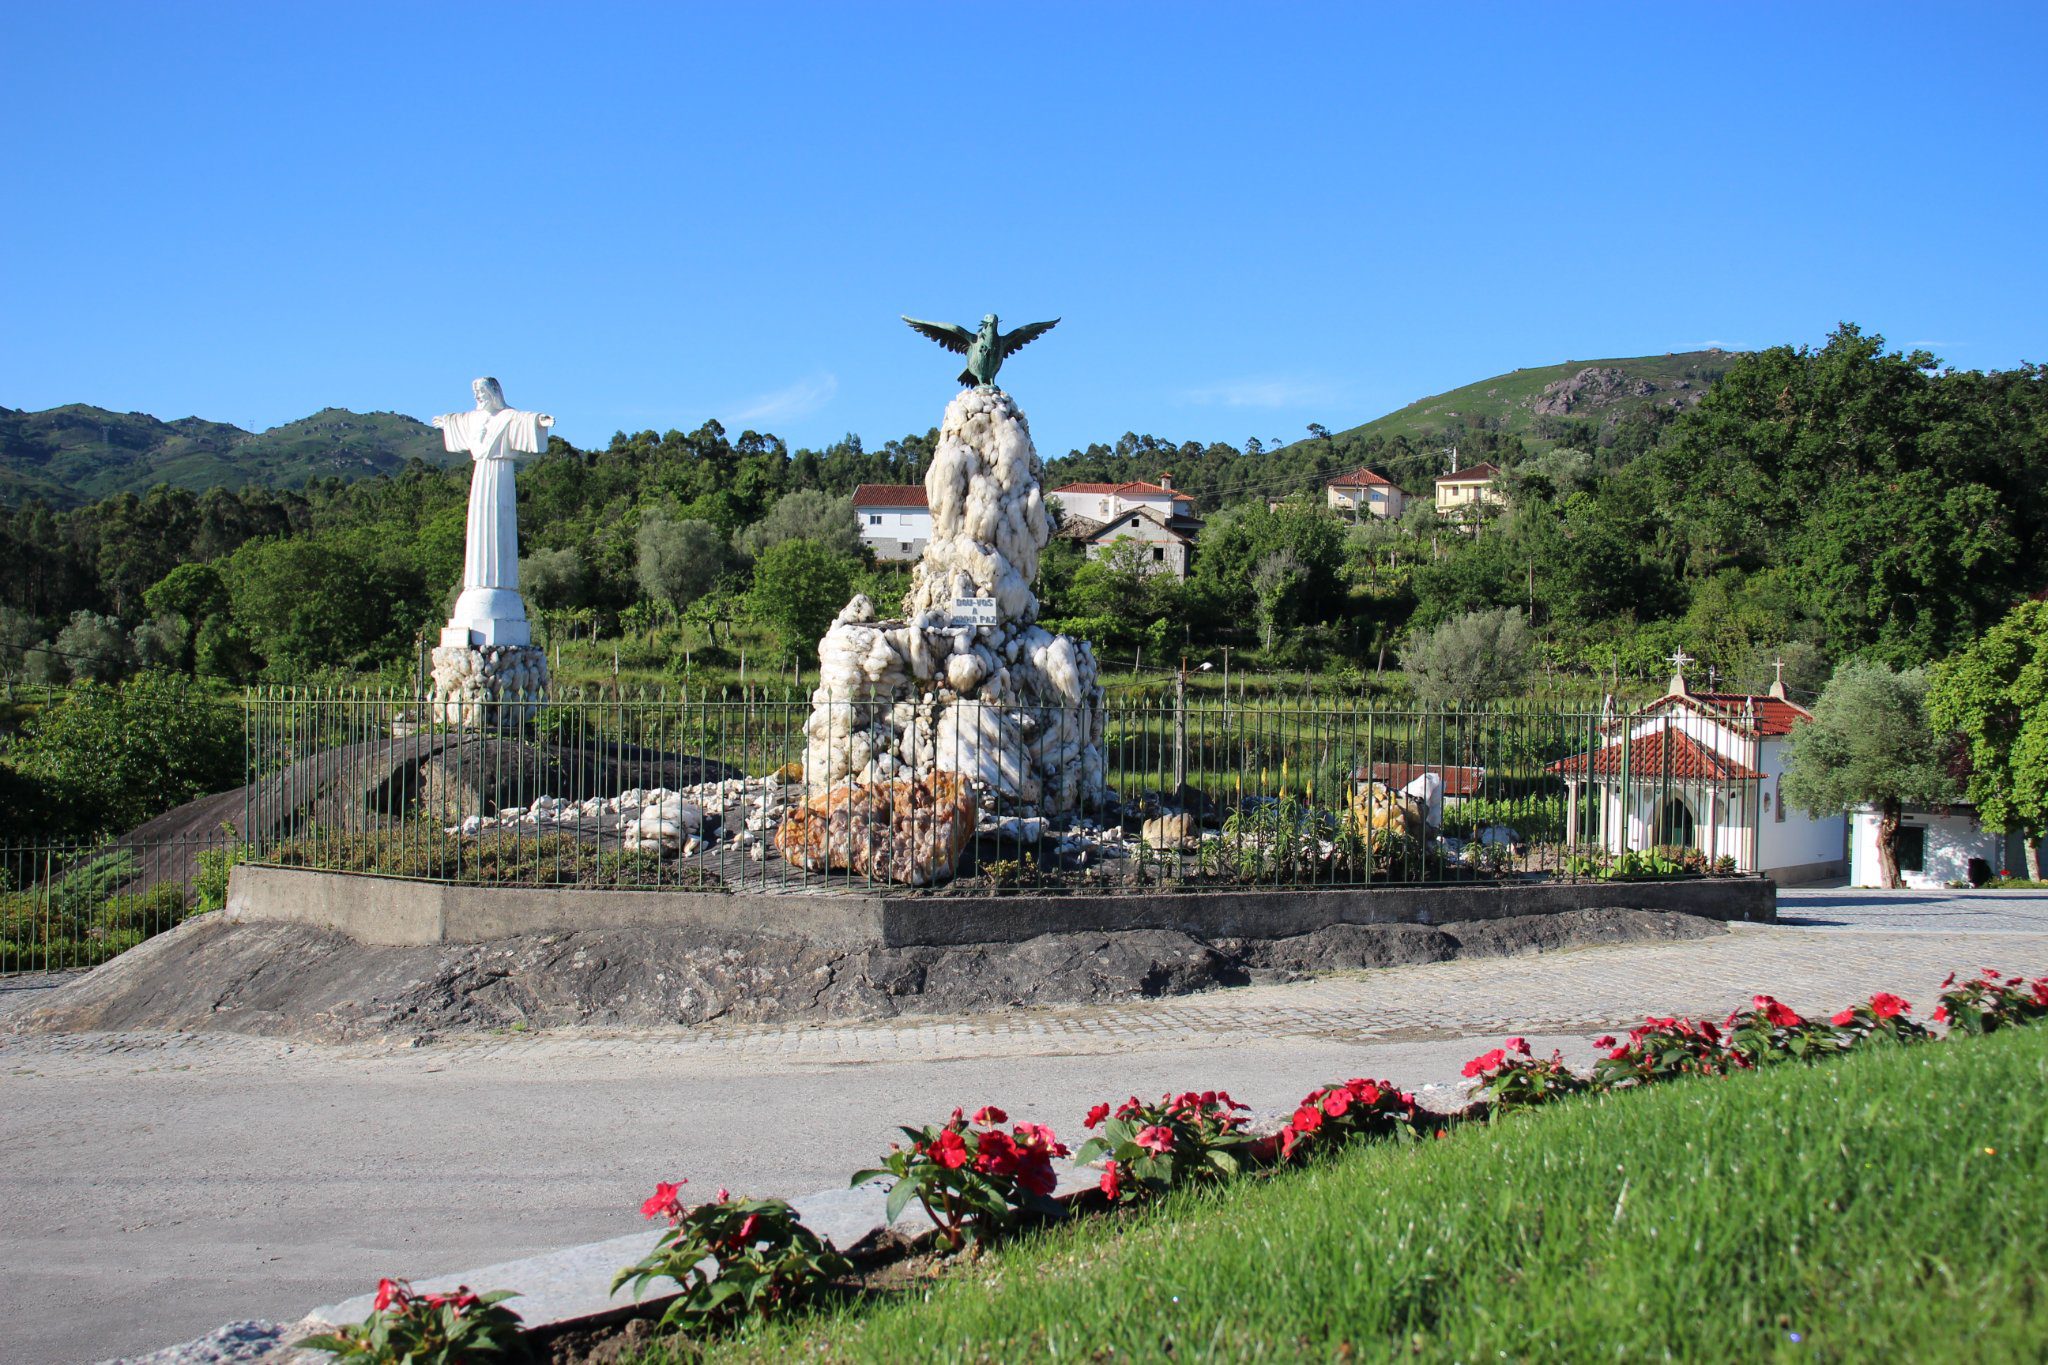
773, 771, 977, 886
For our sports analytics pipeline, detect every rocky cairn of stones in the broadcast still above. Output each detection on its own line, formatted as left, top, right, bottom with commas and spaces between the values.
780, 387, 1107, 885
428, 643, 549, 726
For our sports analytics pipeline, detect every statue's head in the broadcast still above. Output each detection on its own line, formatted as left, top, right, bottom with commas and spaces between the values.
981, 313, 998, 330
472, 377, 507, 412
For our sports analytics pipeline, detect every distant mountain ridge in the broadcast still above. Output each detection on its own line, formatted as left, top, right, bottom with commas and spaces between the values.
0, 403, 457, 507
1330, 349, 1736, 452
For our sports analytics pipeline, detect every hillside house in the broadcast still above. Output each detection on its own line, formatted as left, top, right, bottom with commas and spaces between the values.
1325, 467, 1409, 520
1057, 506, 1200, 580
1847, 803, 2041, 889
1548, 664, 1845, 883
852, 484, 931, 562
1433, 462, 1504, 528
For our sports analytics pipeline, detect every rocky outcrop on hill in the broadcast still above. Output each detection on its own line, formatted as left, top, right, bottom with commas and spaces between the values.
1533, 365, 1707, 419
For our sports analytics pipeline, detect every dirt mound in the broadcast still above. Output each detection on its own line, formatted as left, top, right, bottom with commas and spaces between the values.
15, 909, 1724, 1041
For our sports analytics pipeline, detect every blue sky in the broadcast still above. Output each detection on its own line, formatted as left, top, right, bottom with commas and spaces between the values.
4, 2, 2044, 458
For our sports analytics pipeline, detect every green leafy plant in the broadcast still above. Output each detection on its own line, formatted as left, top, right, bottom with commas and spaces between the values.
1829, 992, 1932, 1047
299, 1278, 527, 1364
852, 1106, 1069, 1252
1932, 968, 2048, 1036
1271, 1077, 1420, 1160
1073, 1090, 1256, 1203
1590, 1015, 1742, 1090
1461, 1037, 1588, 1114
1722, 994, 1841, 1066
614, 1180, 849, 1330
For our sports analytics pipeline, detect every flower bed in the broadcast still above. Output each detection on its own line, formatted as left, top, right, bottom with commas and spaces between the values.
306, 966, 2048, 1363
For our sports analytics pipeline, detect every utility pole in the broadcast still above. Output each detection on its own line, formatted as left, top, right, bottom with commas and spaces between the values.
1173, 656, 1188, 797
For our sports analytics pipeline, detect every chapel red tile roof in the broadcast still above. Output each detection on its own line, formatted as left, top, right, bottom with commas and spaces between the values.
1434, 462, 1501, 484
1662, 691, 1813, 738
1327, 466, 1398, 489
1547, 730, 1763, 782
851, 483, 929, 508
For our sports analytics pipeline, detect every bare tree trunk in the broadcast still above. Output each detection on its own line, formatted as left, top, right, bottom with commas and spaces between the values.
1876, 796, 1902, 889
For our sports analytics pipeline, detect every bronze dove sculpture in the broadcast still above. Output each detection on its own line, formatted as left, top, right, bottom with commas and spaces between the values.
901, 312, 1060, 388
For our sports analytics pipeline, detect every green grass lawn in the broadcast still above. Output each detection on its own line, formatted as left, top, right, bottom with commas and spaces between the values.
689, 1026, 2048, 1362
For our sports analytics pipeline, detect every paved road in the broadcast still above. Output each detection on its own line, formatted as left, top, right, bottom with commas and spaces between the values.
4, 888, 2046, 1364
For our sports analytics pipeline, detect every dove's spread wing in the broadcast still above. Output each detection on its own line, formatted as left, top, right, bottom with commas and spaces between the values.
997, 318, 1060, 359
901, 316, 975, 355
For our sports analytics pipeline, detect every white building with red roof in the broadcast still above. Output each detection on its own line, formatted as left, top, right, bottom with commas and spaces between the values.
851, 483, 931, 562
1433, 462, 1504, 528
1047, 474, 1197, 524
1325, 466, 1409, 519
1047, 474, 1204, 580
1548, 661, 1845, 883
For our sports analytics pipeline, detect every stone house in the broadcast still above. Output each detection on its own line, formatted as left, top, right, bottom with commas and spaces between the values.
1057, 506, 1199, 580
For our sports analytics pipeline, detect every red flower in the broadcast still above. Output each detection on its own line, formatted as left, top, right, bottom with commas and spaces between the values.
1290, 1105, 1324, 1133
373, 1279, 404, 1313
1135, 1124, 1175, 1155
735, 1214, 760, 1243
1461, 1048, 1506, 1078
1592, 1035, 1616, 1049
1017, 1154, 1058, 1197
1870, 992, 1911, 1019
641, 1180, 686, 1221
1983, 966, 2004, 978
1942, 973, 1957, 988
1099, 1160, 1121, 1200
1346, 1079, 1381, 1107
1504, 1036, 1531, 1055
1831, 1008, 1858, 1027
931, 1129, 970, 1170
715, 1187, 731, 1202
1758, 997, 1803, 1028
1932, 1005, 1949, 1023
1322, 1088, 1352, 1119
1016, 1122, 1068, 1158
2034, 981, 2048, 1007
1085, 1102, 1111, 1129
975, 1129, 1020, 1176
973, 1105, 1008, 1126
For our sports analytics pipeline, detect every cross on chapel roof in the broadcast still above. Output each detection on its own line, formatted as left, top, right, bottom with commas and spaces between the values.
1665, 649, 1694, 697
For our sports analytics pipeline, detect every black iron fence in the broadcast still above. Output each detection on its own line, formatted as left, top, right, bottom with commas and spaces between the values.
0, 684, 1764, 974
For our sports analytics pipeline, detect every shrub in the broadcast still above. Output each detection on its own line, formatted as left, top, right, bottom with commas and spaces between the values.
1073, 1090, 1256, 1203
1932, 969, 2048, 1036
1461, 1037, 1588, 1114
853, 1106, 1069, 1251
616, 1180, 849, 1330
1273, 1078, 1419, 1161
300, 1279, 527, 1364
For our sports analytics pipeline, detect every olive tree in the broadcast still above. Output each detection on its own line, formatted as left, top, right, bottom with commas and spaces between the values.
1781, 660, 1954, 888
1406, 608, 1532, 707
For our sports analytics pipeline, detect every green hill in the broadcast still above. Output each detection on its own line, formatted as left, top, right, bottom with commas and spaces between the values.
1334, 349, 1737, 452
0, 404, 457, 507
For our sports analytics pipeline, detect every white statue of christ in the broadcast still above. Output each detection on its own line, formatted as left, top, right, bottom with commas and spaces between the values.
434, 377, 554, 648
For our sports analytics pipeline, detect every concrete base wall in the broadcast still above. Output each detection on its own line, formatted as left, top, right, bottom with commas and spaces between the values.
227, 865, 1775, 949
1764, 858, 1845, 887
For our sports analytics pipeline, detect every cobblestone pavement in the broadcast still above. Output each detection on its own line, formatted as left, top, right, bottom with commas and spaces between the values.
6, 888, 2046, 1363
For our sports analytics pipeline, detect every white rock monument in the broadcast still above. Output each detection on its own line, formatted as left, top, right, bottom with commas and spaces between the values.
784, 384, 1106, 872
429, 376, 552, 723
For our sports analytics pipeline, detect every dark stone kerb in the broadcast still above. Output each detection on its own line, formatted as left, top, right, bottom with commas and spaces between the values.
873, 879, 1775, 948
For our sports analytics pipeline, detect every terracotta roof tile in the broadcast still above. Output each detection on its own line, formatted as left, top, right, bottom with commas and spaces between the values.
1327, 466, 1397, 489
1434, 462, 1501, 484
1548, 730, 1763, 782
851, 484, 929, 508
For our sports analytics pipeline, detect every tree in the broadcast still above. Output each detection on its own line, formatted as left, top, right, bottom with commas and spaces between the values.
223, 536, 404, 675
7, 673, 243, 838
746, 539, 855, 659
1250, 550, 1305, 650
733, 490, 862, 561
634, 513, 725, 620
1927, 599, 2048, 876
1406, 608, 1532, 707
53, 610, 132, 683
521, 545, 590, 642
1781, 661, 1954, 888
